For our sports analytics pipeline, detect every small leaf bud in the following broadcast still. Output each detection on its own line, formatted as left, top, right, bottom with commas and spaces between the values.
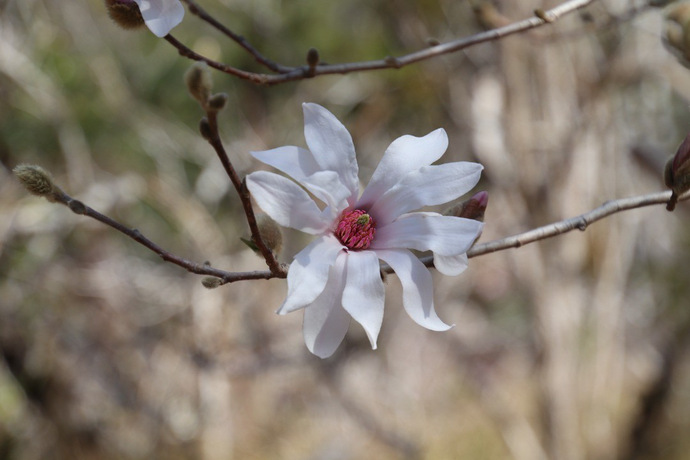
534, 9, 554, 23
384, 56, 402, 68
665, 133, 690, 211
202, 277, 222, 289
207, 93, 228, 112
104, 0, 145, 30
444, 191, 489, 221
199, 117, 213, 140
68, 199, 87, 215
306, 48, 320, 69
13, 164, 57, 198
184, 62, 213, 106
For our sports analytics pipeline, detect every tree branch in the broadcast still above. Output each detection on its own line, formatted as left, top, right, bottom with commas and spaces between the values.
40, 184, 685, 285
167, 0, 596, 86
180, 0, 294, 74
406, 190, 686, 273
47, 188, 281, 283
202, 110, 286, 276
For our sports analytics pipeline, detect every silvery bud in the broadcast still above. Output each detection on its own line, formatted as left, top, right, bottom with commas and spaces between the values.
13, 164, 61, 202
184, 62, 213, 106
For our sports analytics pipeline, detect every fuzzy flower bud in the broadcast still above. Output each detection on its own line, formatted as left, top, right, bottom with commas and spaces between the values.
241, 214, 284, 256
207, 93, 228, 113
104, 0, 145, 30
105, 0, 184, 37
185, 62, 213, 106
13, 164, 62, 202
665, 133, 690, 211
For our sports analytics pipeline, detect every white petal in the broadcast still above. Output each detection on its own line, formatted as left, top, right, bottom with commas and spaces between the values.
375, 249, 452, 331
434, 253, 469, 276
369, 162, 483, 224
246, 171, 331, 234
358, 128, 448, 209
251, 146, 321, 181
372, 212, 483, 256
133, 0, 184, 37
341, 251, 385, 350
299, 171, 351, 212
251, 147, 348, 209
302, 103, 360, 205
303, 254, 350, 358
279, 235, 345, 314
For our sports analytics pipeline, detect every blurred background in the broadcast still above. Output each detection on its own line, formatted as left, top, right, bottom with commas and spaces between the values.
2, 0, 690, 458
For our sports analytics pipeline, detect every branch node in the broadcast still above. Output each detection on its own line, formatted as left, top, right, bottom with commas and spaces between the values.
306, 47, 320, 75
534, 9, 555, 23
384, 56, 402, 68
67, 199, 87, 215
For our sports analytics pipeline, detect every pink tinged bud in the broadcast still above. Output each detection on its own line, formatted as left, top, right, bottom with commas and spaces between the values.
665, 133, 690, 211
672, 133, 690, 174
444, 190, 489, 221
335, 209, 376, 250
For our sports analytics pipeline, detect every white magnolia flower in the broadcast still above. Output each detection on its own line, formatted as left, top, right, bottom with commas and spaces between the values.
133, 0, 184, 37
246, 103, 484, 358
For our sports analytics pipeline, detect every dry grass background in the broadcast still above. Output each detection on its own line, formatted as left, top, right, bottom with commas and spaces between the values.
2, 0, 690, 459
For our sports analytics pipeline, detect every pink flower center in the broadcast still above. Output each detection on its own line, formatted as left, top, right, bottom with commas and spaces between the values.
335, 209, 376, 250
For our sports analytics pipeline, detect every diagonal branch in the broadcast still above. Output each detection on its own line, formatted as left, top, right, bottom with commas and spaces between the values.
166, 0, 596, 85
202, 110, 286, 276
47, 187, 281, 283
408, 190, 687, 273
467, 191, 679, 258
180, 0, 294, 74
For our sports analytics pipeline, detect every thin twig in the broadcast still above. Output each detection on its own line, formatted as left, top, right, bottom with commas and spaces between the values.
46, 188, 684, 283
467, 191, 679, 258
166, 0, 596, 85
180, 0, 294, 74
48, 189, 280, 283
203, 110, 286, 276
406, 190, 686, 273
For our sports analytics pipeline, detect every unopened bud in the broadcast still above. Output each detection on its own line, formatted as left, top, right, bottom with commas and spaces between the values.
257, 213, 283, 255
384, 56, 401, 68
68, 199, 87, 215
534, 9, 554, 23
306, 48, 320, 70
207, 93, 228, 112
665, 133, 690, 211
104, 0, 145, 30
13, 164, 58, 200
184, 62, 213, 106
444, 191, 489, 221
241, 214, 283, 256
664, 3, 690, 68
199, 117, 213, 140
202, 277, 222, 289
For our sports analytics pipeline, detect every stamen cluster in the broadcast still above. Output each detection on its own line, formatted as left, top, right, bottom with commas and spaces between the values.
335, 209, 376, 250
